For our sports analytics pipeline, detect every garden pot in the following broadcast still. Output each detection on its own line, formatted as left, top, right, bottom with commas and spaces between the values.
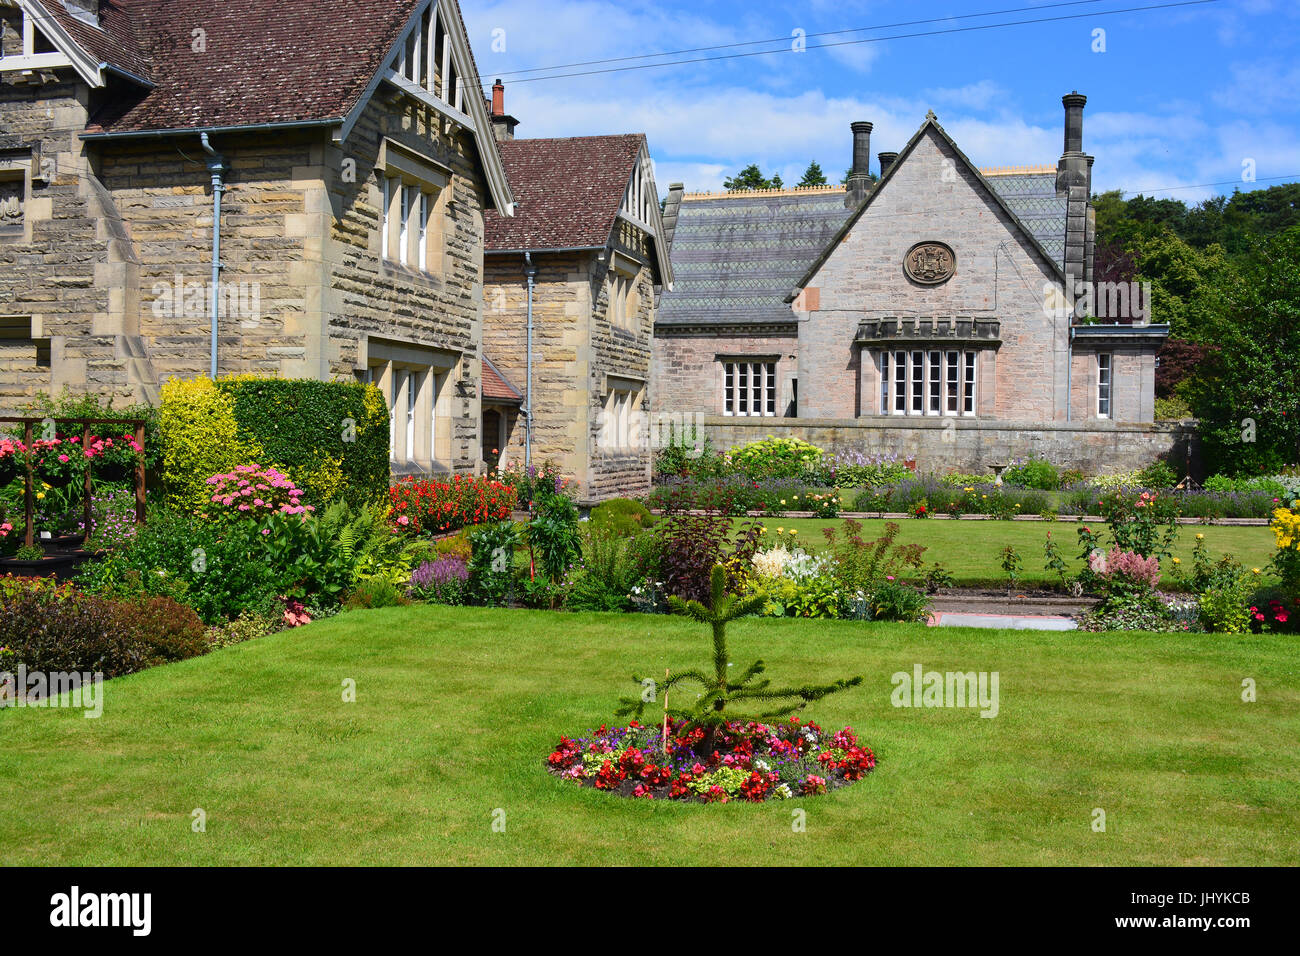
50, 532, 86, 550
0, 551, 87, 578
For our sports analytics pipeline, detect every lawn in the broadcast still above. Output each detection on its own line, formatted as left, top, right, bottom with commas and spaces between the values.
741, 517, 1278, 588
2, 606, 1296, 866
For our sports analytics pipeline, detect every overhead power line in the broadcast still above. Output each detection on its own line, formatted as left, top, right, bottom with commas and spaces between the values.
472, 0, 1221, 88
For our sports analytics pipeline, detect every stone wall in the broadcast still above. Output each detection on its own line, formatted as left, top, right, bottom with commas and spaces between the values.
695, 416, 1197, 477
0, 60, 493, 473
483, 232, 655, 502
800, 126, 1071, 422
651, 327, 799, 417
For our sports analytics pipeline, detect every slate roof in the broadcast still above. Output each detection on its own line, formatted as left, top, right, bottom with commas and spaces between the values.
483, 134, 645, 252
657, 188, 852, 327
658, 170, 1067, 328
41, 0, 427, 133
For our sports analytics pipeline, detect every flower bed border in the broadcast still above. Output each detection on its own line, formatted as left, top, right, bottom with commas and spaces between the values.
649, 509, 1269, 526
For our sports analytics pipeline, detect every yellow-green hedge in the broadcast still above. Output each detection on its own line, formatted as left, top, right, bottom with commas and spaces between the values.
159, 376, 390, 512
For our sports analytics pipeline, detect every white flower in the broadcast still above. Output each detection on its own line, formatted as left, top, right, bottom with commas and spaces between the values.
754, 759, 770, 772
774, 784, 793, 799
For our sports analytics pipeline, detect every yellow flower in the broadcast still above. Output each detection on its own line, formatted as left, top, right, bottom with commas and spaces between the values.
777, 527, 784, 534
780, 499, 786, 505
1172, 557, 1181, 565
1195, 533, 1204, 540
760, 527, 768, 534
1252, 568, 1262, 575
789, 530, 798, 536
36, 492, 45, 501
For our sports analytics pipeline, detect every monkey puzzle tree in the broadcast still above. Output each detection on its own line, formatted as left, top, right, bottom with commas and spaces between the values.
617, 565, 862, 755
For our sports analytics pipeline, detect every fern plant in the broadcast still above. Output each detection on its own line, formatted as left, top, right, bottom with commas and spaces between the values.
617, 565, 863, 755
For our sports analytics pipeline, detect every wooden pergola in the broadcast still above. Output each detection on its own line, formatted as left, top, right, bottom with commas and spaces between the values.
0, 417, 147, 550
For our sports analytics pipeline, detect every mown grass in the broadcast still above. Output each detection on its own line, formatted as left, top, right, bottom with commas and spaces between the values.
738, 517, 1277, 588
1, 606, 1296, 866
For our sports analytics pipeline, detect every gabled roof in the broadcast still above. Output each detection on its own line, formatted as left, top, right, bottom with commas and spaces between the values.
25, 0, 512, 213
787, 114, 1068, 300
33, 0, 153, 83
481, 355, 522, 403
485, 134, 645, 251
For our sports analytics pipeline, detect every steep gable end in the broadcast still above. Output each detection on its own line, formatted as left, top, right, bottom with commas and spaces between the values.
0, 0, 114, 87
340, 0, 513, 214
789, 114, 1067, 301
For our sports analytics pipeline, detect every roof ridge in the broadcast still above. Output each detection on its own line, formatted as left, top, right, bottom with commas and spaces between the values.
682, 185, 847, 201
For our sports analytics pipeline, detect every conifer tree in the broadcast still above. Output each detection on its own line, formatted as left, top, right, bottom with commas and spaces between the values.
617, 565, 862, 754
797, 161, 829, 187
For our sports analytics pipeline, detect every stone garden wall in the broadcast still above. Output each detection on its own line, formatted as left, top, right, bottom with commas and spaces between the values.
693, 416, 1199, 477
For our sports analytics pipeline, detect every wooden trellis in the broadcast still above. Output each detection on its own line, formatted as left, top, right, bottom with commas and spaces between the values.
0, 417, 147, 550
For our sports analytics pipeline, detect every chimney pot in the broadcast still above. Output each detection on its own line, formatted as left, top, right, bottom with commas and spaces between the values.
878, 151, 898, 178
492, 79, 505, 117
1062, 91, 1087, 154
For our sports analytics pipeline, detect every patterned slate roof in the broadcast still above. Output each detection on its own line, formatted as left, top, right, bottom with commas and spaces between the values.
658, 172, 1067, 327
484, 134, 645, 251
59, 0, 426, 132
657, 189, 852, 326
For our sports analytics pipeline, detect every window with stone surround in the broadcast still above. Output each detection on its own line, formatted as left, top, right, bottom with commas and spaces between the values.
360, 345, 455, 466
879, 350, 976, 417
607, 256, 641, 331
723, 360, 777, 417
1097, 353, 1113, 419
602, 382, 642, 453
379, 139, 449, 275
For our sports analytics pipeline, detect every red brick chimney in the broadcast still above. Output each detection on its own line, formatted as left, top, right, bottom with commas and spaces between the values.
490, 79, 520, 142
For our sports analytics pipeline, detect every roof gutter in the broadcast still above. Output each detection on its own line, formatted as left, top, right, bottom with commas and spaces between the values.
485, 245, 604, 256
98, 62, 155, 90
80, 118, 340, 142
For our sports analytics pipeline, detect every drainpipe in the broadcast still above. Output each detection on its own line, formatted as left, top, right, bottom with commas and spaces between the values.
200, 133, 226, 379
1067, 325, 1075, 423
524, 252, 536, 468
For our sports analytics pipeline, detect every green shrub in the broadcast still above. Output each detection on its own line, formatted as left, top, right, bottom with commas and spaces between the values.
217, 377, 390, 509
588, 497, 656, 537
1154, 395, 1193, 421
726, 437, 824, 481
1002, 456, 1059, 490
158, 378, 258, 512
1136, 461, 1179, 489
115, 595, 209, 665
569, 527, 657, 612
468, 521, 522, 606
1198, 575, 1254, 633
343, 577, 407, 610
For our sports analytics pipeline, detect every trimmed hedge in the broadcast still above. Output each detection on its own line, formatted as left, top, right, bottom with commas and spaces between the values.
160, 376, 389, 511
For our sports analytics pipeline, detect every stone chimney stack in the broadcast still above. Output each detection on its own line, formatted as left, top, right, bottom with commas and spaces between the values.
846, 121, 873, 207
1056, 92, 1094, 291
489, 79, 520, 142
878, 151, 898, 178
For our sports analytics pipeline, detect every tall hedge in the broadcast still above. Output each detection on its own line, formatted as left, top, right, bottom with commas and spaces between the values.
160, 377, 390, 511
159, 378, 261, 512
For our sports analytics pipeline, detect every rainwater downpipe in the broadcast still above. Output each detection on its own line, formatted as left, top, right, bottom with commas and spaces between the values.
1067, 325, 1075, 423
200, 133, 227, 379
524, 252, 536, 468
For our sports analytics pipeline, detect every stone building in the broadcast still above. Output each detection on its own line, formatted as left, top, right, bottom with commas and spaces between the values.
482, 82, 672, 501
0, 0, 514, 476
655, 94, 1181, 474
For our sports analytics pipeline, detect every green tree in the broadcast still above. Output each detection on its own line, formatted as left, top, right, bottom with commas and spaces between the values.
1185, 226, 1300, 475
723, 164, 782, 191
797, 161, 829, 187
1130, 231, 1236, 342
617, 565, 862, 755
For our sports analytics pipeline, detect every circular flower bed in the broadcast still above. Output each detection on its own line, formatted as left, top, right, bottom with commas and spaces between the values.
547, 717, 876, 802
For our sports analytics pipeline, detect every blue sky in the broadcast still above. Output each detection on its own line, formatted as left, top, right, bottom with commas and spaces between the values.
461, 0, 1299, 202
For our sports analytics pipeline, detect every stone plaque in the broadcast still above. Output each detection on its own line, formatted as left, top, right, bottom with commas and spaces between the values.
903, 241, 955, 285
